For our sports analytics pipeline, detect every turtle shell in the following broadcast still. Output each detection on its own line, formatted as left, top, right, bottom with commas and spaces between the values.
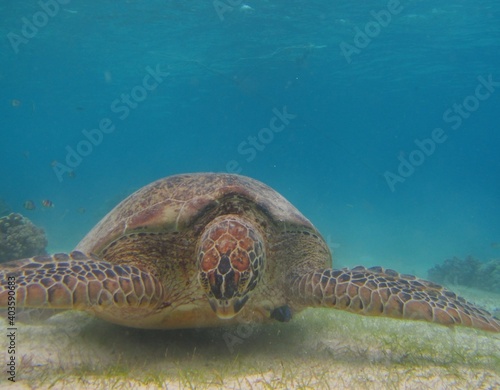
76, 173, 314, 256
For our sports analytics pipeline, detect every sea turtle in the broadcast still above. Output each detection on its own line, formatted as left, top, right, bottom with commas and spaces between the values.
1, 173, 499, 332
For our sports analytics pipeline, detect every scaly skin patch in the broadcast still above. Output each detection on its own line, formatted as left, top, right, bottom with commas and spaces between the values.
291, 266, 500, 332
198, 215, 264, 318
0, 252, 165, 317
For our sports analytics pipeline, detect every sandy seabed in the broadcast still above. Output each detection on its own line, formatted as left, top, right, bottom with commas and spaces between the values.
1, 287, 499, 390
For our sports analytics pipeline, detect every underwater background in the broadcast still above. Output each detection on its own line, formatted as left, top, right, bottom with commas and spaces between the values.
1, 1, 500, 389
1, 0, 500, 282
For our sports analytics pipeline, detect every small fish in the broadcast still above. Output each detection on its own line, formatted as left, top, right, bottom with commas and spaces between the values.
67, 170, 76, 179
23, 200, 36, 210
104, 71, 112, 83
41, 199, 54, 208
239, 4, 254, 13
11, 99, 21, 107
77, 207, 86, 214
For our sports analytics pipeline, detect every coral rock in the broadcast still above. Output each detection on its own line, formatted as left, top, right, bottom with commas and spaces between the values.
428, 256, 500, 294
0, 213, 48, 263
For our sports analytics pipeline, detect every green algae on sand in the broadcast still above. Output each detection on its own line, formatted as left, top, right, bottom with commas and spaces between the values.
1, 289, 499, 389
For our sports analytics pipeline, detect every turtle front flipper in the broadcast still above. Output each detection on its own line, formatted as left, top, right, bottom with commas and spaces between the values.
0, 251, 165, 315
290, 266, 500, 332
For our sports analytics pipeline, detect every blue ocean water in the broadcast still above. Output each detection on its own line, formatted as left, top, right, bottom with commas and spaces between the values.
1, 0, 499, 278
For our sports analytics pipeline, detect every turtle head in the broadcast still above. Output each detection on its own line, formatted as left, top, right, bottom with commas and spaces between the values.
197, 215, 265, 319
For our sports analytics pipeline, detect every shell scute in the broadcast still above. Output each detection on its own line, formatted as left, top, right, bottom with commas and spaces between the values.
76, 173, 312, 255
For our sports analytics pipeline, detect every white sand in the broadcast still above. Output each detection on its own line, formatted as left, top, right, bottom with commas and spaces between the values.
1, 288, 499, 389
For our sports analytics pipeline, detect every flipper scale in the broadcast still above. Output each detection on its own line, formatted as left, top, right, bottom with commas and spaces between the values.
0, 251, 165, 312
291, 266, 500, 332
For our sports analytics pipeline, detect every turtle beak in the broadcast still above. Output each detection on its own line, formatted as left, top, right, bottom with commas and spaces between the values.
208, 295, 249, 319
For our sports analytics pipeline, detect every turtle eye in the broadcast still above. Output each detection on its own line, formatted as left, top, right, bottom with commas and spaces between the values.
197, 215, 265, 319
